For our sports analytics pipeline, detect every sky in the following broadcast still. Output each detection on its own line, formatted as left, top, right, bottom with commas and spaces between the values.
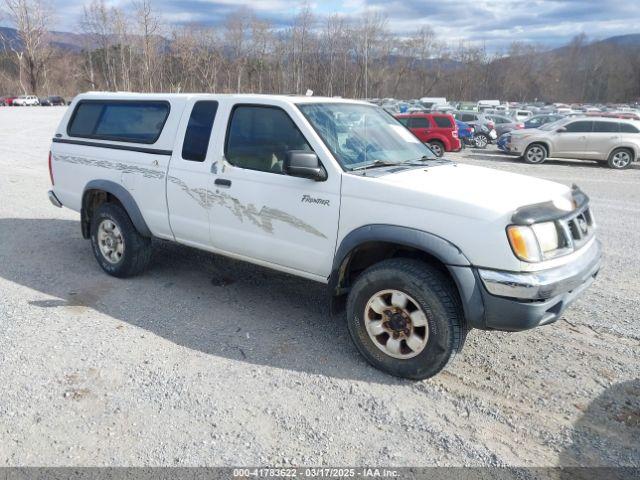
16, 0, 640, 51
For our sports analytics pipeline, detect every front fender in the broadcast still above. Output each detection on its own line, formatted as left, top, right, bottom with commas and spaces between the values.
329, 224, 485, 327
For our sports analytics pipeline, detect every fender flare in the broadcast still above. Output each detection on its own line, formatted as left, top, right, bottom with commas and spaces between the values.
328, 224, 485, 328
329, 224, 471, 291
81, 180, 152, 238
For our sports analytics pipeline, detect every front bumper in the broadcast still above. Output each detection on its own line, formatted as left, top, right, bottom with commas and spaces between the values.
450, 240, 601, 332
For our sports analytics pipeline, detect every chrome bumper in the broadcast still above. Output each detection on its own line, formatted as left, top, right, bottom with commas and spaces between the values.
48, 190, 62, 208
478, 240, 601, 300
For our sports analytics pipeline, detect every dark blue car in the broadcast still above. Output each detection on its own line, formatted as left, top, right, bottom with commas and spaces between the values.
455, 120, 473, 139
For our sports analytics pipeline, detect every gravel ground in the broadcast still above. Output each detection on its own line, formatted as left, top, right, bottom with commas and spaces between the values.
0, 107, 638, 468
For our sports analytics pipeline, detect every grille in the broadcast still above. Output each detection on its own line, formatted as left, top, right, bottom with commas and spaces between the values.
561, 207, 594, 249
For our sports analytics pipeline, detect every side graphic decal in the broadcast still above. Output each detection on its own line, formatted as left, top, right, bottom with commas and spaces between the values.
168, 176, 327, 239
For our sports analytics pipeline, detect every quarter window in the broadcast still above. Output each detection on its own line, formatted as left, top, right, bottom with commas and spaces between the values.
225, 105, 312, 174
619, 123, 640, 133
68, 101, 170, 144
182, 101, 218, 162
564, 121, 593, 133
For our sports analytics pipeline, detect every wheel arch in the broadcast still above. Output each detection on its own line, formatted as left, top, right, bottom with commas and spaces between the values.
328, 225, 484, 327
427, 136, 448, 149
607, 145, 637, 161
525, 140, 551, 156
81, 180, 151, 239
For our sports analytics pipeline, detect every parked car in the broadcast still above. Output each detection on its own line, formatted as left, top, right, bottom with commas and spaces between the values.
456, 120, 476, 148
503, 117, 640, 169
13, 95, 39, 106
47, 92, 601, 380
452, 111, 497, 148
40, 95, 66, 106
455, 119, 473, 136
511, 109, 533, 122
497, 133, 509, 152
395, 112, 461, 156
1, 96, 18, 106
484, 114, 525, 137
456, 102, 477, 112
523, 114, 565, 129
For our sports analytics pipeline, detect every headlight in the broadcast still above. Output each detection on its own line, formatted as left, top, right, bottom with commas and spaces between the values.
507, 222, 563, 262
532, 222, 560, 253
507, 225, 542, 262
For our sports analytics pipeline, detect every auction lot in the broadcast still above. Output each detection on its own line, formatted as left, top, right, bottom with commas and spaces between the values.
0, 107, 638, 467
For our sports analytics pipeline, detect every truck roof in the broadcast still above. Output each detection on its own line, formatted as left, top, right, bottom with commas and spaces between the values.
77, 91, 372, 105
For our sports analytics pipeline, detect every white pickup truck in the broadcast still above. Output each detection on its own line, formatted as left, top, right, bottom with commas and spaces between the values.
48, 93, 601, 379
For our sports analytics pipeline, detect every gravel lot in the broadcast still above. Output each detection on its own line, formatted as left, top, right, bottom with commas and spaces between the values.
0, 107, 638, 468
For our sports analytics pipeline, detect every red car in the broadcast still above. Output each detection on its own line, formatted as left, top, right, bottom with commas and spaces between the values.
395, 113, 461, 156
1, 96, 18, 106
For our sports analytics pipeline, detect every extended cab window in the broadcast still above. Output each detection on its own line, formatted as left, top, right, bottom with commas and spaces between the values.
182, 101, 218, 162
68, 101, 170, 144
225, 105, 312, 174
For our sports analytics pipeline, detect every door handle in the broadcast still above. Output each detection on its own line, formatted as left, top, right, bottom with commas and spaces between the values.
609, 136, 620, 140
215, 178, 232, 188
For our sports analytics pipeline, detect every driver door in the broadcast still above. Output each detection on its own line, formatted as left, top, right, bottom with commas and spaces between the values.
208, 103, 341, 279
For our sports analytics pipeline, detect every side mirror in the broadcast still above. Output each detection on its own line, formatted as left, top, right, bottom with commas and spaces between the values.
556, 126, 567, 133
284, 151, 327, 181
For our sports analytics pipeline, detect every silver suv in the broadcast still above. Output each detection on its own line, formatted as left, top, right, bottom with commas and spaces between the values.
504, 117, 640, 169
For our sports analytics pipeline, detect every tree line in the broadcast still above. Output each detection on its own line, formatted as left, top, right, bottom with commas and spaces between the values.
1, 0, 639, 103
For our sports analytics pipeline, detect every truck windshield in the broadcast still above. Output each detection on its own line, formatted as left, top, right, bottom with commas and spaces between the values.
297, 103, 437, 171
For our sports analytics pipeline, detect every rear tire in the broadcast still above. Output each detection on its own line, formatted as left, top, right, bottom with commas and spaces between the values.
474, 133, 489, 149
427, 141, 445, 157
607, 148, 633, 169
346, 258, 467, 380
90, 203, 152, 278
523, 143, 547, 164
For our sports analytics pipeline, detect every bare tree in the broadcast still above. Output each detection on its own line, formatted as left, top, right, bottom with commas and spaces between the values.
133, 0, 162, 92
1, 2, 639, 103
3, 0, 52, 94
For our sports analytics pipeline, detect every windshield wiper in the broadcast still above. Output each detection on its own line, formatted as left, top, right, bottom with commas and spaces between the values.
350, 160, 402, 171
350, 156, 444, 172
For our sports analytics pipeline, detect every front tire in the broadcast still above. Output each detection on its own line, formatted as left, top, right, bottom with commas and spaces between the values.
523, 143, 547, 164
607, 148, 633, 169
90, 203, 152, 278
346, 258, 466, 380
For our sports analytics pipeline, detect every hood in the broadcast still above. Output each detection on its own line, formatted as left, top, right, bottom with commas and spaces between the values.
371, 163, 572, 219
510, 127, 544, 136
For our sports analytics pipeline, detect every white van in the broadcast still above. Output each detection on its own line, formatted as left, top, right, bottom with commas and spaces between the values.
47, 92, 601, 379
